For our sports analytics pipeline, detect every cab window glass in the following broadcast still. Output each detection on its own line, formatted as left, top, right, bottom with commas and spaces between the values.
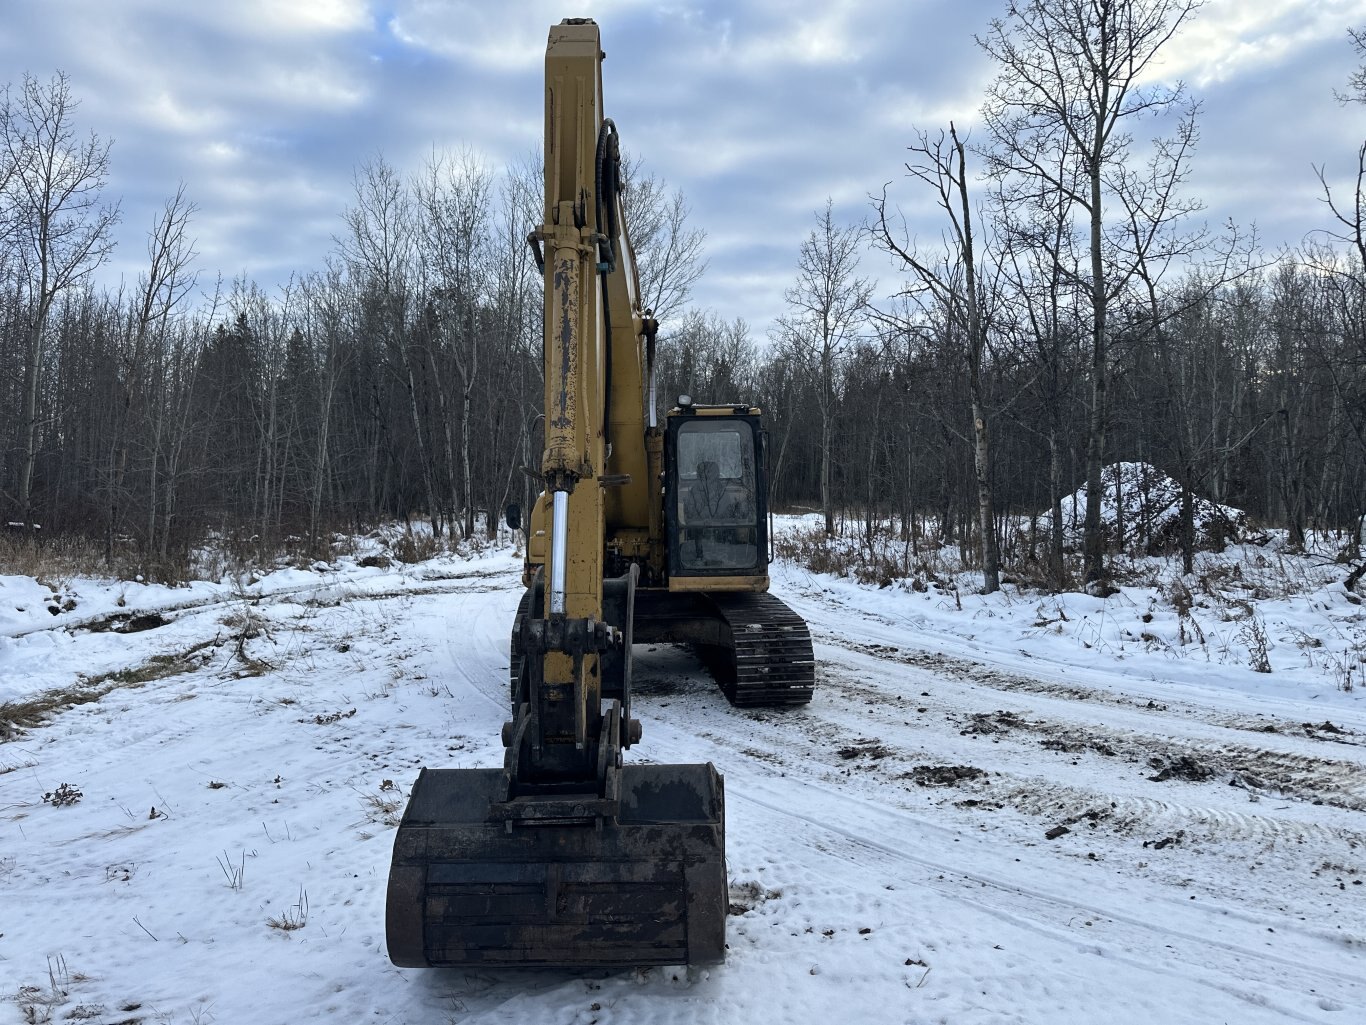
676, 419, 759, 572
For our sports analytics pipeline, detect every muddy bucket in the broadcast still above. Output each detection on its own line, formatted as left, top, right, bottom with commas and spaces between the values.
385, 763, 726, 967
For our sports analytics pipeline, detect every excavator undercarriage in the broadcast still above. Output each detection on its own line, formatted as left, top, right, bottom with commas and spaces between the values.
513, 589, 815, 709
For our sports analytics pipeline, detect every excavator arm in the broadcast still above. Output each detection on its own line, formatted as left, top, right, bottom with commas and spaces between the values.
384, 19, 727, 970
515, 18, 627, 793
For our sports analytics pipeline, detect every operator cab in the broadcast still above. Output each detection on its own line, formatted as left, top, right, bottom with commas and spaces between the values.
665, 404, 768, 581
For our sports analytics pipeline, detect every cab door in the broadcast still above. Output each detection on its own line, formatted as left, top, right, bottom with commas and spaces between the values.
665, 412, 768, 585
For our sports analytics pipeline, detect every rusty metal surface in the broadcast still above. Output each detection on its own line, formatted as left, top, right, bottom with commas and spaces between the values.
386, 764, 726, 968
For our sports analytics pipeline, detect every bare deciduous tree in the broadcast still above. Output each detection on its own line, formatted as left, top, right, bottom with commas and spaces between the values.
873, 123, 1001, 592
108, 184, 198, 563
777, 200, 873, 537
979, 0, 1203, 592
995, 143, 1087, 590
621, 153, 707, 325
2, 71, 119, 528
336, 154, 438, 532
1335, 26, 1366, 107
415, 147, 495, 538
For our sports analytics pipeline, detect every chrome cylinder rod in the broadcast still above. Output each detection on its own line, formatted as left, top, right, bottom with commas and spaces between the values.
648, 362, 657, 429
550, 489, 569, 614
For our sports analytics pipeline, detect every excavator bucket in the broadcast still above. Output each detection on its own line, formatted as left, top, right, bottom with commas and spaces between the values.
385, 763, 727, 968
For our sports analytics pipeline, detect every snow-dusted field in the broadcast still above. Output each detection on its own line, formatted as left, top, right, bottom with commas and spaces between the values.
1, 526, 1363, 1024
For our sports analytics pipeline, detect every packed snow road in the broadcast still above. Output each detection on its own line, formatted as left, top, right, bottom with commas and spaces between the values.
1, 549, 1362, 1024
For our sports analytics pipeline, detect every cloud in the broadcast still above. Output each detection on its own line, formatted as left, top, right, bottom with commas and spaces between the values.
388, 0, 650, 70
1149, 0, 1364, 87
726, 2, 869, 67
239, 0, 370, 35
1, 0, 1361, 338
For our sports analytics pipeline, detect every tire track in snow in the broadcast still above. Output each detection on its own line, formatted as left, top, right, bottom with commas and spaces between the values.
723, 774, 1362, 1023
816, 629, 1366, 740
671, 660, 1366, 859
359, 569, 1364, 1022
399, 576, 1366, 885
809, 641, 1366, 814
319, 570, 1364, 1022
632, 635, 1365, 1019
638, 684, 1362, 1020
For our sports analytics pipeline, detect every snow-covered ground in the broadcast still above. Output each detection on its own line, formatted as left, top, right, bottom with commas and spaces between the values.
1, 524, 1364, 1024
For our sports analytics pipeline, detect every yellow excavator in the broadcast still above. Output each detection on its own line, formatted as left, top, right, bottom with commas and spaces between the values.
385, 18, 815, 969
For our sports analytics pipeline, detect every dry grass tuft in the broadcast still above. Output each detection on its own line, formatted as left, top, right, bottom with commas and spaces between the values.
0, 532, 195, 586
360, 787, 403, 828
266, 888, 309, 932
1, 652, 201, 739
394, 528, 442, 564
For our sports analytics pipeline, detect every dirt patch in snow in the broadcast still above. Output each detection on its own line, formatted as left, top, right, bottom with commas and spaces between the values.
1, 648, 208, 736
1147, 755, 1215, 782
728, 879, 782, 916
837, 738, 892, 760
903, 764, 986, 787
959, 709, 1040, 736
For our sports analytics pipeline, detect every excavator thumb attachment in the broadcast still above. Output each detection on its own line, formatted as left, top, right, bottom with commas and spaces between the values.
385, 762, 727, 968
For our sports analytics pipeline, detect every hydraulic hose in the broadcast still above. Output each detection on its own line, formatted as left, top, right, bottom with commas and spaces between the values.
595, 119, 622, 454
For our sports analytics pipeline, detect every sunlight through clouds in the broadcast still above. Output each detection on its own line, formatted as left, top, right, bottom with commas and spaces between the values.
388, 0, 649, 69
235, 0, 370, 35
263, 62, 371, 110
1149, 0, 1363, 86
201, 140, 242, 164
142, 90, 221, 135
699, 0, 879, 67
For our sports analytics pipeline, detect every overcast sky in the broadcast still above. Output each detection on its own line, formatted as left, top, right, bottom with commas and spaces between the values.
4, 0, 1364, 337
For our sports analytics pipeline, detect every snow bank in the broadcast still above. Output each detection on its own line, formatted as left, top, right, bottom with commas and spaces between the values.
1043, 461, 1247, 553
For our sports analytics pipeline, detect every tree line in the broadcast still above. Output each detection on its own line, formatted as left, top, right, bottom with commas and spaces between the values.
2, 2, 1364, 592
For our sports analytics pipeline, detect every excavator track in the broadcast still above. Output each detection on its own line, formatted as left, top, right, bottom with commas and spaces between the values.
633, 590, 815, 708
706, 592, 815, 707
516, 587, 815, 707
